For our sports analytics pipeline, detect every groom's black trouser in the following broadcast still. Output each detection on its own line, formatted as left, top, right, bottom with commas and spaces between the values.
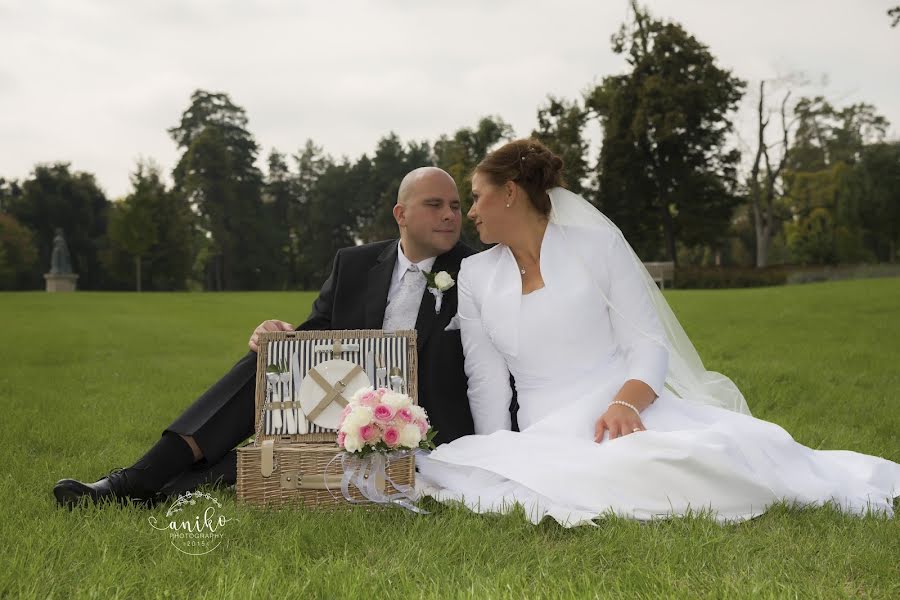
158, 352, 258, 496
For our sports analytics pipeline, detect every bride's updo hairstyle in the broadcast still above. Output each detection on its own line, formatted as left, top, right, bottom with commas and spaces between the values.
473, 139, 564, 216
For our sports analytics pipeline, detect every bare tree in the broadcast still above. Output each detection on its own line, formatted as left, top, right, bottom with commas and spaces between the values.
748, 81, 794, 267
889, 6, 900, 28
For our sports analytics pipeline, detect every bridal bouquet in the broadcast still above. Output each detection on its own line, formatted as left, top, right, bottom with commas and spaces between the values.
337, 387, 437, 456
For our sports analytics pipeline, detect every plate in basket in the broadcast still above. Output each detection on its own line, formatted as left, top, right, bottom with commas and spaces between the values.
297, 358, 370, 430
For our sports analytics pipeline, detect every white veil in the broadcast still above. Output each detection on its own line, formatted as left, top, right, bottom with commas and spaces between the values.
548, 187, 751, 415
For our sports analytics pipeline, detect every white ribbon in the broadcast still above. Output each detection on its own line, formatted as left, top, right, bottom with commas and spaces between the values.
429, 287, 443, 313
326, 450, 430, 514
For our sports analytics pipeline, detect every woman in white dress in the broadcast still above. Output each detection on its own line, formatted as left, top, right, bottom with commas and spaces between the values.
416, 139, 900, 526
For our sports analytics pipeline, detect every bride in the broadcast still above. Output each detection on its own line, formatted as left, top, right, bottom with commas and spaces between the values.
415, 139, 900, 526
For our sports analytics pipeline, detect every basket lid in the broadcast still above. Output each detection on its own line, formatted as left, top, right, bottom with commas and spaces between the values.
252, 329, 418, 445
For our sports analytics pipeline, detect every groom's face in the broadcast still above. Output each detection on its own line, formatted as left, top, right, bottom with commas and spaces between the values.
394, 172, 462, 259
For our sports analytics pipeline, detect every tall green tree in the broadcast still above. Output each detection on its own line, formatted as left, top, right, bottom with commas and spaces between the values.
0, 213, 38, 290
356, 133, 432, 244
105, 161, 193, 290
789, 97, 888, 171
291, 141, 333, 288
783, 98, 891, 264
784, 162, 866, 264
587, 2, 745, 264
532, 96, 590, 195
107, 189, 157, 292
169, 90, 274, 290
6, 163, 110, 289
0, 177, 22, 213
264, 149, 295, 289
857, 142, 900, 262
300, 158, 368, 287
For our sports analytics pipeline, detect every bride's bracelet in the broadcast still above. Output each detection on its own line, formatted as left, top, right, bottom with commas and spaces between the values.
608, 400, 641, 418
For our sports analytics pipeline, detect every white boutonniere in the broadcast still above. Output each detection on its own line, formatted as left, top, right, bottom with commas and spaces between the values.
423, 270, 455, 313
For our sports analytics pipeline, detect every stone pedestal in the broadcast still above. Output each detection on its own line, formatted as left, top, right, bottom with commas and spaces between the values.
44, 273, 79, 292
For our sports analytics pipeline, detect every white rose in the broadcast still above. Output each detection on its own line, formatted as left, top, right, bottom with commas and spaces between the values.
410, 405, 427, 422
398, 424, 421, 448
350, 386, 374, 402
342, 406, 373, 430
434, 271, 455, 291
343, 430, 363, 453
381, 391, 410, 410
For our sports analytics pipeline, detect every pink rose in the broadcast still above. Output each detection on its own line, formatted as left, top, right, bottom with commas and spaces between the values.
360, 391, 378, 407
397, 408, 413, 423
373, 404, 395, 422
337, 431, 347, 448
383, 427, 400, 447
417, 419, 428, 435
359, 424, 378, 443
376, 388, 388, 399
340, 404, 353, 419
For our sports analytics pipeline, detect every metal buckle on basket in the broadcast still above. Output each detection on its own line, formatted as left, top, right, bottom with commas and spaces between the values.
305, 366, 361, 422
281, 471, 299, 490
281, 470, 343, 491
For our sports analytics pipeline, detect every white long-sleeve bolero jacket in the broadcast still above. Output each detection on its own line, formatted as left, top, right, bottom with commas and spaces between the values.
454, 222, 670, 434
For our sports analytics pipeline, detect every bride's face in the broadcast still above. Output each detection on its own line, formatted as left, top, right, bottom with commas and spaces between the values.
468, 172, 509, 245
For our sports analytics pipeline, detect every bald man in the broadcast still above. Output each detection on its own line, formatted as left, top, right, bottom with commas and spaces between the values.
54, 167, 477, 507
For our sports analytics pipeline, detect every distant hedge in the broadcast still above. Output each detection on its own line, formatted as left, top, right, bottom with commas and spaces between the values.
674, 266, 790, 289
672, 264, 900, 289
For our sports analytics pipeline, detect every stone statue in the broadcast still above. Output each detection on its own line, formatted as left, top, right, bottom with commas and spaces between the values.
50, 228, 73, 275
44, 228, 78, 291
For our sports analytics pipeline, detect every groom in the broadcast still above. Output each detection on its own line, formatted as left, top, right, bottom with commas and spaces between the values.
54, 167, 478, 507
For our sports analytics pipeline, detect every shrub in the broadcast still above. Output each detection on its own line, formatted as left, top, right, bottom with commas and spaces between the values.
674, 266, 792, 289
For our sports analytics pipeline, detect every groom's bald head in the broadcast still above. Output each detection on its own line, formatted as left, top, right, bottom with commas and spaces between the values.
397, 167, 457, 206
393, 167, 462, 261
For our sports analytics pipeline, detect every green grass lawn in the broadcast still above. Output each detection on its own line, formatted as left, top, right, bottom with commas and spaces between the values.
0, 280, 898, 598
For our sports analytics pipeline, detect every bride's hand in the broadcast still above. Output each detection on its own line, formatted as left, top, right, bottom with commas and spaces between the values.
594, 405, 645, 443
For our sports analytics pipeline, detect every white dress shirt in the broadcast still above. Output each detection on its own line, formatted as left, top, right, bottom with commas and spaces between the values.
387, 241, 437, 306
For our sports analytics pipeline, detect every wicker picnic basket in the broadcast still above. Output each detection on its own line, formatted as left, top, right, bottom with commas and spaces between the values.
236, 329, 418, 508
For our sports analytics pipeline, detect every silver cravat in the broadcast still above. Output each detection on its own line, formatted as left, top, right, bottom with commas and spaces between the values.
382, 264, 425, 331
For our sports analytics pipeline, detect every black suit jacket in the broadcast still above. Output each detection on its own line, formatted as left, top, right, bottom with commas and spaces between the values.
296, 240, 476, 444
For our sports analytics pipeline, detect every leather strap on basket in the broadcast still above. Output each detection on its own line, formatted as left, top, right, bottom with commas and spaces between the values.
260, 440, 275, 478
306, 364, 363, 421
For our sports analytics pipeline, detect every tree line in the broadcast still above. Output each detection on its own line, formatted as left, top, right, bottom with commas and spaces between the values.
1, 3, 898, 291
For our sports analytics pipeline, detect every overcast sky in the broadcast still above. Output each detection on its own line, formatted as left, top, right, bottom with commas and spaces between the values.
1, 0, 898, 199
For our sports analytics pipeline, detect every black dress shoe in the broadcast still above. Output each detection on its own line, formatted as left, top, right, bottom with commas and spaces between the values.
53, 468, 163, 509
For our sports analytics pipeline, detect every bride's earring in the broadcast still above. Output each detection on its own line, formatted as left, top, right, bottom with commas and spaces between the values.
506, 203, 510, 208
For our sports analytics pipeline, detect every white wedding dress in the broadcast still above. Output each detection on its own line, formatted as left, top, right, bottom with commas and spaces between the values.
416, 221, 900, 526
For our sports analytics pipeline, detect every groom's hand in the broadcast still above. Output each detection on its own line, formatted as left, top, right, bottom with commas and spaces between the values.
249, 319, 294, 352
